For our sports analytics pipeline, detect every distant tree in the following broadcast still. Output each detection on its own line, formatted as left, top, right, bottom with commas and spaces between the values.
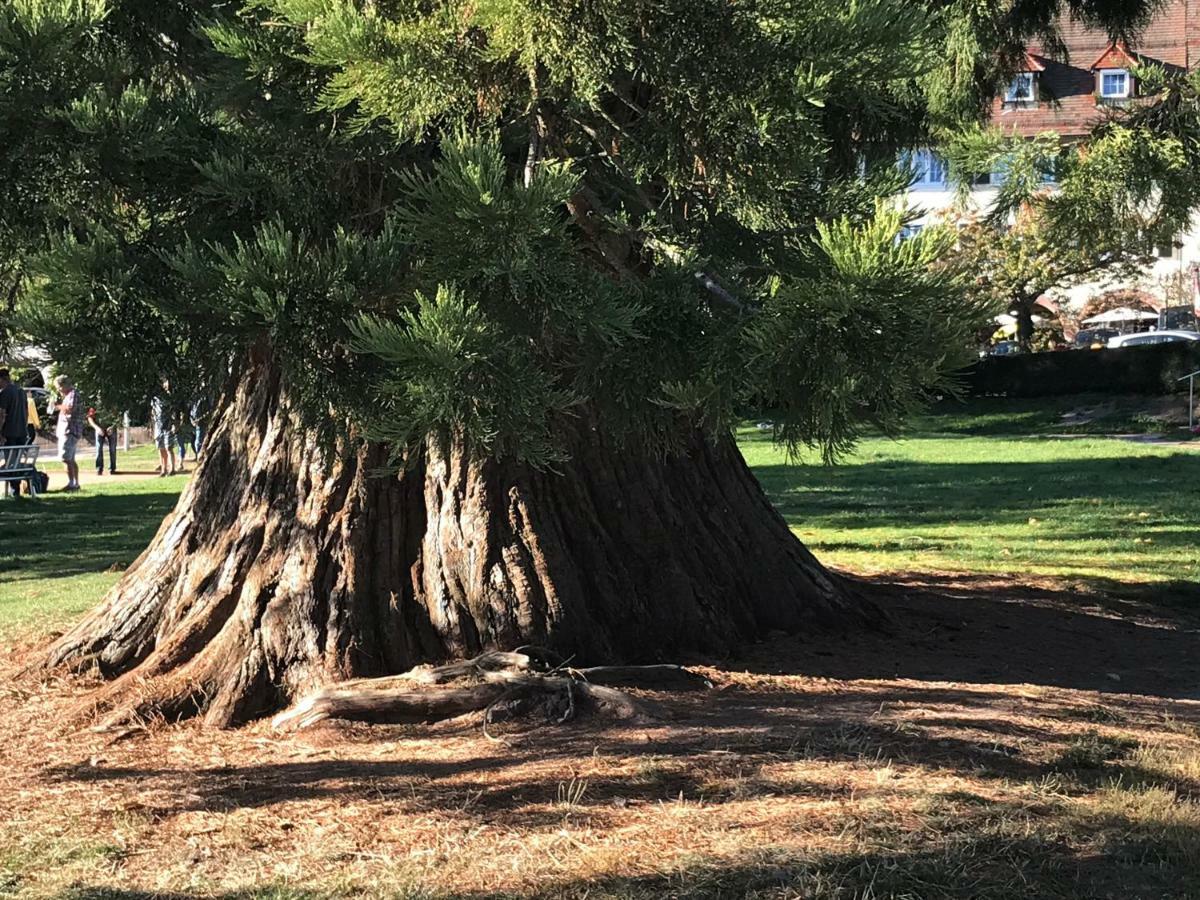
952, 204, 1153, 350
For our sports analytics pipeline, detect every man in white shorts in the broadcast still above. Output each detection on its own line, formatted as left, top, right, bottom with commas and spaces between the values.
151, 390, 176, 476
50, 375, 85, 491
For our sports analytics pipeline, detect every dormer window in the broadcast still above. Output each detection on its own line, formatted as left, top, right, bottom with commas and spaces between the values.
1002, 53, 1045, 108
1005, 72, 1036, 103
1099, 68, 1131, 98
1091, 41, 1138, 103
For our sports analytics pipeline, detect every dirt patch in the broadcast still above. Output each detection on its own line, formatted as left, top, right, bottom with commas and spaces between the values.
3, 575, 1200, 899
1058, 394, 1193, 431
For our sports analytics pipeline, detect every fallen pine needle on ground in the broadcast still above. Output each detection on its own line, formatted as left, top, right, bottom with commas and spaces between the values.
2, 574, 1199, 900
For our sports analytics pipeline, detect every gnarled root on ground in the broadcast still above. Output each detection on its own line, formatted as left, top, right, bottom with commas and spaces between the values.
271, 649, 712, 733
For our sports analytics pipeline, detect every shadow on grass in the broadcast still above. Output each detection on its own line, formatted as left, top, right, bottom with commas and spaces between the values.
917, 393, 1191, 437
0, 488, 178, 583
38, 712, 1051, 819
28, 578, 1200, 899
729, 574, 1200, 700
38, 663, 1199, 821
30, 571, 1200, 823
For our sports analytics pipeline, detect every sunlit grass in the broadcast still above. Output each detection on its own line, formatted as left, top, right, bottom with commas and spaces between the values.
740, 427, 1199, 586
0, 476, 182, 640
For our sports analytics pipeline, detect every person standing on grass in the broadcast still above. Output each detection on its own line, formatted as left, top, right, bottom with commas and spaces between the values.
49, 375, 84, 491
87, 406, 118, 475
151, 390, 175, 477
25, 389, 40, 445
0, 367, 30, 497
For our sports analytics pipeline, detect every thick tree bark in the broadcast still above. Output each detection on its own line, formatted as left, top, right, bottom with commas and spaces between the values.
45, 348, 868, 727
1016, 302, 1036, 352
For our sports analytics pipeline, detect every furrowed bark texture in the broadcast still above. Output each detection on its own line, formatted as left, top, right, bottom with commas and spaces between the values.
45, 350, 865, 727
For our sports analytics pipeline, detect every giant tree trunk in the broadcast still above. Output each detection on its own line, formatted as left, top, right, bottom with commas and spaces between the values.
1016, 302, 1036, 352
45, 348, 868, 727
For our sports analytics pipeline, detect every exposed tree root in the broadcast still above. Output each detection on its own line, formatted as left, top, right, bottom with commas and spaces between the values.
271, 651, 711, 732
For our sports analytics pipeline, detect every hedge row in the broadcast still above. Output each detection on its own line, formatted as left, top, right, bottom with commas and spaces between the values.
963, 342, 1200, 398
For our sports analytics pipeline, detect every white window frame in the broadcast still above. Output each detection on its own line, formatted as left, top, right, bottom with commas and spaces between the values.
1099, 68, 1131, 99
1005, 72, 1036, 103
908, 149, 947, 190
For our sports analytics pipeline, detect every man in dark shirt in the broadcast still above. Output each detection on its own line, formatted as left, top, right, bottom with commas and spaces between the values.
0, 367, 30, 496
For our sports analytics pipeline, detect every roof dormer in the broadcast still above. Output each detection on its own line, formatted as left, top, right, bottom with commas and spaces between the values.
1003, 52, 1046, 107
1091, 40, 1138, 103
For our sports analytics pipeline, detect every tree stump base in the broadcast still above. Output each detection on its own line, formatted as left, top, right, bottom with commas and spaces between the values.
44, 349, 870, 729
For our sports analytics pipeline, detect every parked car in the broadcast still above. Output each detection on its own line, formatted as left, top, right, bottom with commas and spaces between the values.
982, 340, 1021, 357
1107, 330, 1200, 349
1158, 305, 1199, 332
1073, 328, 1120, 350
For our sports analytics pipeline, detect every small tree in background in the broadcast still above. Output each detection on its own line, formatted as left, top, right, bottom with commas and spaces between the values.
944, 78, 1200, 353
953, 205, 1153, 350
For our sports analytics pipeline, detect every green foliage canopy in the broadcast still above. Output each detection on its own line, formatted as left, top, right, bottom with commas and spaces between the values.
0, 0, 1180, 463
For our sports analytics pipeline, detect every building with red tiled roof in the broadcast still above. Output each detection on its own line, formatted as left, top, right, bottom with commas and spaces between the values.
904, 0, 1200, 326
993, 2, 1195, 137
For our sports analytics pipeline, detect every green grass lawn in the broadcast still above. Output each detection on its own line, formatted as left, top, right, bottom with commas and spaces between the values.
742, 417, 1198, 587
910, 392, 1197, 437
2, 398, 1197, 639
38, 443, 169, 473
0, 475, 182, 639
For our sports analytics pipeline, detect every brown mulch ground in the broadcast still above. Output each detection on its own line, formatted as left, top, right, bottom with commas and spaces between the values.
2, 575, 1200, 899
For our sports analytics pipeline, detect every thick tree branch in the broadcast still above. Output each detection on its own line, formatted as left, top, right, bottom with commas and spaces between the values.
564, 115, 748, 314
693, 270, 746, 313
565, 187, 636, 276
523, 65, 548, 188
568, 114, 657, 214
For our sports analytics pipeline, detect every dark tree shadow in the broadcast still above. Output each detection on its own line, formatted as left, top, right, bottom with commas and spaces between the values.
0, 488, 179, 582
46, 802, 1200, 900
730, 573, 1200, 700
